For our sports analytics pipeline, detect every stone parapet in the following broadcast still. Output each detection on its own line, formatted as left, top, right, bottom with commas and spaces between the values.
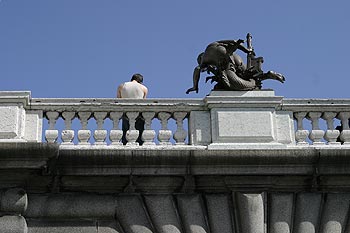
2, 90, 350, 147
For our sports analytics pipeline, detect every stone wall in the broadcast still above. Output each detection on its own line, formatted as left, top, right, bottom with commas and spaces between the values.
1, 143, 350, 232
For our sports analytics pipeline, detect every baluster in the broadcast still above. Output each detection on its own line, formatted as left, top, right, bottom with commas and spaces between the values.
125, 112, 140, 146
61, 111, 75, 145
109, 112, 123, 146
337, 112, 350, 145
173, 112, 188, 145
322, 112, 340, 145
307, 112, 325, 145
77, 112, 91, 145
157, 112, 172, 145
293, 112, 309, 145
45, 111, 59, 143
142, 112, 156, 146
93, 112, 107, 145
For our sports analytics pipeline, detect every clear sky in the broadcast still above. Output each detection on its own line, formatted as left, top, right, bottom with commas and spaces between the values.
1, 1, 350, 99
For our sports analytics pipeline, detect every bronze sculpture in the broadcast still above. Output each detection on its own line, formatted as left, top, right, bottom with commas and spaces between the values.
186, 33, 285, 94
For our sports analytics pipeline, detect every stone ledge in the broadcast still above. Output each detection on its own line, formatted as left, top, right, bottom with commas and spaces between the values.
1, 143, 350, 176
0, 143, 59, 169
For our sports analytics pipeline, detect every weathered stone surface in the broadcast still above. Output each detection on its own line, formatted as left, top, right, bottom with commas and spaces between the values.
235, 193, 264, 233
25, 194, 116, 218
275, 111, 295, 144
212, 109, 275, 143
319, 194, 350, 233
207, 90, 276, 97
0, 142, 58, 169
269, 193, 293, 233
177, 194, 209, 233
0, 106, 24, 140
27, 220, 96, 233
0, 215, 27, 233
144, 195, 181, 233
205, 91, 295, 147
24, 110, 42, 142
0, 91, 30, 141
205, 194, 234, 233
116, 195, 154, 233
133, 176, 184, 193
293, 193, 322, 233
0, 188, 27, 214
189, 111, 211, 146
98, 221, 121, 233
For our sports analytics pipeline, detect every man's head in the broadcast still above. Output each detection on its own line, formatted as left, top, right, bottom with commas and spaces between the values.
131, 73, 143, 84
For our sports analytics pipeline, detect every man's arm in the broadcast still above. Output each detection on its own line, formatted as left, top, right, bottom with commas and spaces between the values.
117, 84, 123, 98
142, 85, 148, 99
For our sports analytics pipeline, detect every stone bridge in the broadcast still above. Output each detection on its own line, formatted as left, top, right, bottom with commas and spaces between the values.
1, 91, 350, 233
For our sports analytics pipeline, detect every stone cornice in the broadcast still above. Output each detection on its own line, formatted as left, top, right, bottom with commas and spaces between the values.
282, 98, 350, 112
29, 98, 207, 112
0, 143, 58, 169
0, 91, 31, 106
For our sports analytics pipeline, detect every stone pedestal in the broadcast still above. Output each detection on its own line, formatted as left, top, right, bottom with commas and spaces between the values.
204, 90, 295, 148
0, 91, 36, 142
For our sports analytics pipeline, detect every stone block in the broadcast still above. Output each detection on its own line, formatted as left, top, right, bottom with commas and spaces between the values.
293, 193, 322, 233
0, 188, 28, 214
0, 106, 25, 140
144, 195, 181, 233
27, 220, 96, 233
25, 194, 115, 218
269, 193, 293, 233
319, 193, 350, 233
98, 221, 121, 233
211, 109, 275, 143
189, 111, 211, 145
275, 111, 295, 144
0, 215, 27, 233
0, 91, 30, 142
205, 194, 234, 233
116, 195, 154, 233
24, 110, 43, 142
176, 194, 208, 233
235, 193, 264, 233
205, 90, 296, 147
207, 90, 276, 97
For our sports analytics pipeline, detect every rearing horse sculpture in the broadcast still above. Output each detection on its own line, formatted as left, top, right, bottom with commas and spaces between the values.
186, 33, 285, 94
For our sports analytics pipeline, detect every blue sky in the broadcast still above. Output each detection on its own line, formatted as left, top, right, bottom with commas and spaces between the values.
1, 1, 350, 99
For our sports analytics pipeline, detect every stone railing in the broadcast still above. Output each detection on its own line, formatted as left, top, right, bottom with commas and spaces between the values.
2, 91, 350, 147
30, 97, 206, 146
282, 99, 350, 145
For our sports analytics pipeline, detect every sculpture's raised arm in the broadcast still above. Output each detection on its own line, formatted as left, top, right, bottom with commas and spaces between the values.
186, 66, 201, 94
216, 39, 251, 55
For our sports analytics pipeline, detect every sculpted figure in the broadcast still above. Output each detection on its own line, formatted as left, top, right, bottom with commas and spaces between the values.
186, 33, 285, 94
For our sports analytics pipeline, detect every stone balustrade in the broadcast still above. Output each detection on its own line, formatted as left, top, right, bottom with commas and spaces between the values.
2, 91, 350, 147
282, 99, 350, 145
31, 97, 205, 146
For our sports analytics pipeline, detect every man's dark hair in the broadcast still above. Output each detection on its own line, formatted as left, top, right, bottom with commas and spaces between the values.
131, 73, 143, 83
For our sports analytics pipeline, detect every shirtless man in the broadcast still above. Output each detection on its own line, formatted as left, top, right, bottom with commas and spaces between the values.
117, 73, 148, 99
117, 73, 148, 145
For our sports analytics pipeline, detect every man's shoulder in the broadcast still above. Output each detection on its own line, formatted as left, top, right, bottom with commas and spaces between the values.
141, 84, 148, 90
